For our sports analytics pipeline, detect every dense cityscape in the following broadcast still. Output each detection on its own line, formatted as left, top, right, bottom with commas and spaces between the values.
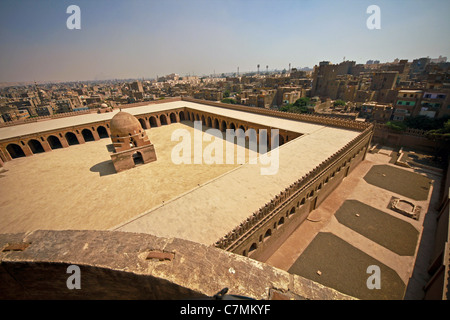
1, 0, 449, 307
1, 56, 449, 136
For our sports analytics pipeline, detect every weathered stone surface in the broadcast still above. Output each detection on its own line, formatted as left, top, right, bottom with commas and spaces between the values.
0, 230, 355, 300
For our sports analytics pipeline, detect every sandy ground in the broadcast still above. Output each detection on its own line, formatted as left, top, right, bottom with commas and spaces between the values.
0, 121, 254, 234
265, 149, 442, 299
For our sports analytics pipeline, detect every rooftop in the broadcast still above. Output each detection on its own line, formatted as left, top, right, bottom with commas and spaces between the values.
0, 100, 361, 246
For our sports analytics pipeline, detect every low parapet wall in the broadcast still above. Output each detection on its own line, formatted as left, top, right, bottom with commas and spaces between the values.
214, 126, 373, 257
0, 230, 355, 300
181, 97, 371, 132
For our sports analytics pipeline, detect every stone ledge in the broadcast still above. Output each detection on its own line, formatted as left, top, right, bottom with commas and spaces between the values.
0, 230, 355, 300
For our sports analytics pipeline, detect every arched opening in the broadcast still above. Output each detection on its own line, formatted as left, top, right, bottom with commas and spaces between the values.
300, 198, 306, 205
191, 113, 195, 121
179, 111, 185, 121
97, 126, 109, 139
81, 129, 95, 142
28, 139, 45, 154
160, 114, 168, 125
132, 151, 144, 166
249, 243, 257, 253
289, 207, 296, 216
214, 118, 219, 129
138, 118, 147, 129
201, 115, 206, 126
65, 132, 79, 145
229, 123, 236, 131
278, 217, 285, 226
47, 135, 63, 149
264, 229, 272, 240
129, 137, 138, 148
221, 120, 227, 132
207, 117, 212, 128
196, 114, 200, 121
149, 116, 158, 127
279, 135, 285, 146
170, 112, 177, 123
6, 143, 25, 159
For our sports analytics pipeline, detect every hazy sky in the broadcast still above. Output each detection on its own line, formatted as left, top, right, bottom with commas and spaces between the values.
1, 0, 449, 82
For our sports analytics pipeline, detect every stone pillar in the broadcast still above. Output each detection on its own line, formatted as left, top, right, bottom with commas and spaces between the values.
40, 140, 52, 152
1, 147, 12, 161
22, 144, 33, 157
144, 118, 150, 129
60, 137, 69, 148
92, 130, 101, 141
76, 133, 85, 144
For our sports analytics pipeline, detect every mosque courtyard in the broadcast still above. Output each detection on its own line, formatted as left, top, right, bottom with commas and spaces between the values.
0, 121, 249, 234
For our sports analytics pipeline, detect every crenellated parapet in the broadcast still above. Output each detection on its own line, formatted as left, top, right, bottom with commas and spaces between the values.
181, 97, 371, 132
214, 125, 373, 253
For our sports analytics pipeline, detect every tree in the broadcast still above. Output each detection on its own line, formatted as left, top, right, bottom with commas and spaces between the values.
221, 98, 236, 104
293, 97, 310, 108
333, 100, 346, 107
405, 115, 450, 131
280, 99, 310, 114
223, 90, 230, 98
385, 121, 406, 131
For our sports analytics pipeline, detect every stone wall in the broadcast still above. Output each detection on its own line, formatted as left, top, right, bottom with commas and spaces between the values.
0, 109, 93, 128
424, 159, 450, 300
372, 123, 441, 153
0, 230, 355, 300
181, 97, 371, 132
214, 126, 373, 260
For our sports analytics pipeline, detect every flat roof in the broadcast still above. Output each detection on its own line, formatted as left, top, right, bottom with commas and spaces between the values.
114, 125, 359, 245
1, 101, 335, 141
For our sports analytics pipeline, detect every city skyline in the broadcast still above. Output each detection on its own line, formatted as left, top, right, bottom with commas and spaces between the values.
1, 0, 449, 83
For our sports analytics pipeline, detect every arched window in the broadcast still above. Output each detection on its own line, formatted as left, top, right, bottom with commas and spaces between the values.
28, 139, 45, 154
6, 143, 26, 159
47, 135, 63, 149
81, 129, 95, 142
65, 132, 79, 145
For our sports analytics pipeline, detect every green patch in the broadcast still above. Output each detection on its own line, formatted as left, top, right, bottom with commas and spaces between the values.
288, 232, 406, 300
363, 165, 431, 201
335, 200, 419, 256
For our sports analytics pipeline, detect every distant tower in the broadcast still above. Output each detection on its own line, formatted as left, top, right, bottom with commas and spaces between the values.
289, 63, 291, 73
266, 65, 268, 74
257, 64, 260, 75
237, 67, 239, 76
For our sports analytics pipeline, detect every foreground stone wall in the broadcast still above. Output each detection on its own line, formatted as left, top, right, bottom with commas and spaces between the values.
0, 230, 355, 300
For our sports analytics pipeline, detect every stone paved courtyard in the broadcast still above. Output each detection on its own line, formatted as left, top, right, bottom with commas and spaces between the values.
0, 121, 245, 233
265, 148, 442, 300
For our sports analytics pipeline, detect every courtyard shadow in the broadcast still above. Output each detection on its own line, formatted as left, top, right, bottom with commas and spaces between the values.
90, 160, 116, 177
